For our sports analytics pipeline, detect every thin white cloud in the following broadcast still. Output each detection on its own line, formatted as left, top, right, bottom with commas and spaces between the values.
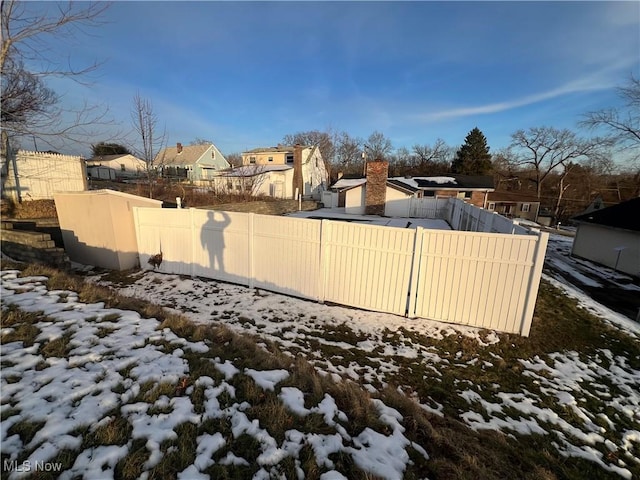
414, 59, 637, 123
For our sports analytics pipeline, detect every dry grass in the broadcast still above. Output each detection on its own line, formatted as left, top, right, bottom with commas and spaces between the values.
3, 263, 638, 480
1, 199, 58, 219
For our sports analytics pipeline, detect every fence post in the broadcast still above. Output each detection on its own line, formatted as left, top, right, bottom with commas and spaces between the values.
248, 213, 255, 288
190, 208, 196, 278
318, 219, 330, 303
407, 227, 424, 318
484, 211, 495, 232
519, 231, 549, 337
132, 206, 142, 267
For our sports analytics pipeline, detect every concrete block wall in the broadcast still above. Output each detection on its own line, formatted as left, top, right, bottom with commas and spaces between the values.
1, 221, 70, 268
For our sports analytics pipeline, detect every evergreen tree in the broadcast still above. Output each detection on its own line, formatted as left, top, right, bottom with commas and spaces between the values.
91, 142, 131, 156
451, 127, 492, 175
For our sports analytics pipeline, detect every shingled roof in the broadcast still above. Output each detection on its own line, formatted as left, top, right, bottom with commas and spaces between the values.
157, 144, 210, 166
392, 174, 494, 190
572, 197, 640, 232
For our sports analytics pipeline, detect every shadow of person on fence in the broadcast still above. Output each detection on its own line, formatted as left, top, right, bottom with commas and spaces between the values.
200, 211, 230, 273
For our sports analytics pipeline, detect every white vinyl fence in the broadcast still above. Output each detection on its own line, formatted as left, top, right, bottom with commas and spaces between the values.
133, 200, 548, 336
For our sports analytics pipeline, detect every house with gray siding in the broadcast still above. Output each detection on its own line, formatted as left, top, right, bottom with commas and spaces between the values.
571, 197, 640, 278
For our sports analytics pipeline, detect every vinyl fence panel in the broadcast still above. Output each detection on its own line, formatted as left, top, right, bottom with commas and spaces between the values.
409, 197, 450, 219
133, 204, 548, 336
135, 208, 193, 275
252, 215, 322, 300
192, 210, 251, 286
410, 229, 544, 335
321, 221, 416, 315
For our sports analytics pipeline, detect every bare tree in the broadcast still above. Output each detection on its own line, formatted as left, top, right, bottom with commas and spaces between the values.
282, 130, 335, 177
364, 131, 393, 161
412, 139, 449, 165
510, 127, 607, 200
580, 75, 640, 162
510, 127, 610, 222
333, 131, 363, 177
0, 0, 113, 151
131, 93, 166, 199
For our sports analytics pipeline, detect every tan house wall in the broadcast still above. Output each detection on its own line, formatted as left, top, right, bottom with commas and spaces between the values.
572, 224, 640, 278
384, 187, 412, 217
54, 190, 162, 270
345, 186, 366, 215
242, 151, 291, 165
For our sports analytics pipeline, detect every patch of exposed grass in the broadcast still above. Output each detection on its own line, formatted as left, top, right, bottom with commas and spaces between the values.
0, 314, 40, 347
7, 419, 46, 446
86, 417, 132, 446
115, 438, 149, 480
40, 333, 72, 358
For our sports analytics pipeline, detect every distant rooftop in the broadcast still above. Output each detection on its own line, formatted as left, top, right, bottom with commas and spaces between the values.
572, 197, 640, 232
243, 145, 311, 154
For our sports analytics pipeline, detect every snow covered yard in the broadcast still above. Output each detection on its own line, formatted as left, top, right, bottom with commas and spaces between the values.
1, 269, 431, 479
1, 250, 639, 479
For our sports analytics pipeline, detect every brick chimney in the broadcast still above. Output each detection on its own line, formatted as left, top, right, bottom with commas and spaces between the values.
365, 160, 388, 215
292, 144, 304, 198
177, 142, 183, 154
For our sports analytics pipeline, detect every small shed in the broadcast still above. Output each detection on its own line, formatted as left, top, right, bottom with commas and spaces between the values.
571, 197, 640, 278
54, 190, 162, 270
87, 165, 117, 180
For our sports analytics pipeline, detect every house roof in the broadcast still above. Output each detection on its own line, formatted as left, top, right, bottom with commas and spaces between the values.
488, 191, 540, 203
243, 145, 311, 154
156, 144, 210, 166
331, 174, 495, 192
387, 179, 419, 194
86, 154, 133, 164
391, 174, 494, 190
331, 178, 367, 190
572, 197, 640, 232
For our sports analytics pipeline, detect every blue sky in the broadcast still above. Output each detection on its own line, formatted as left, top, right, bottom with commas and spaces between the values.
29, 1, 640, 159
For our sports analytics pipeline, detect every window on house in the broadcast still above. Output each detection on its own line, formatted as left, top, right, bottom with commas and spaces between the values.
521, 203, 531, 212
212, 151, 215, 158
286, 154, 294, 164
120, 164, 126, 171
465, 191, 472, 198
268, 156, 273, 162
423, 191, 435, 197
227, 181, 233, 190
488, 202, 495, 211
250, 156, 256, 164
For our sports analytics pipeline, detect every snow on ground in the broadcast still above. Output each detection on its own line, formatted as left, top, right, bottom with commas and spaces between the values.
544, 232, 640, 321
0, 270, 425, 480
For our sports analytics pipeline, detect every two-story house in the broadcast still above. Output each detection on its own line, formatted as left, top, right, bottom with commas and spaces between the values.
213, 144, 328, 199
